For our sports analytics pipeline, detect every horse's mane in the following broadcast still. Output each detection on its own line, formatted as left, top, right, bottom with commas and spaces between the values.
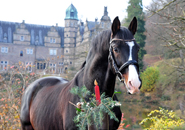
79, 61, 86, 69
79, 30, 111, 69
79, 27, 133, 69
84, 30, 112, 62
91, 30, 112, 53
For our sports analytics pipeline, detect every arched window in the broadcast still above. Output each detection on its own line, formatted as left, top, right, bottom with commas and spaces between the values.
53, 38, 56, 43
20, 50, 23, 56
20, 36, 24, 41
70, 12, 74, 18
50, 38, 52, 43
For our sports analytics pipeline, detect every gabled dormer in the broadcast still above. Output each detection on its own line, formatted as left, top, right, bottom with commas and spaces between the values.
13, 20, 30, 45
44, 25, 61, 47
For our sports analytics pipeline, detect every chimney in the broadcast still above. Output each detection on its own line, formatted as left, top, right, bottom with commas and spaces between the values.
95, 18, 98, 22
81, 22, 84, 26
104, 6, 108, 16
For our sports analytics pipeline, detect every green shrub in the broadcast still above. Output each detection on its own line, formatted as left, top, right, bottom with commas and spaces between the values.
150, 100, 159, 104
145, 96, 151, 100
140, 107, 185, 130
161, 95, 171, 101
179, 87, 184, 91
140, 66, 160, 92
141, 98, 146, 102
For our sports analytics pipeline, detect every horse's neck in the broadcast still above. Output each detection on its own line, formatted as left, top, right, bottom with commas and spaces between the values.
103, 63, 117, 96
84, 55, 116, 97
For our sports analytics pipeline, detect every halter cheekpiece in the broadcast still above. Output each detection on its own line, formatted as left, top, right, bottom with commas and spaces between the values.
109, 38, 139, 82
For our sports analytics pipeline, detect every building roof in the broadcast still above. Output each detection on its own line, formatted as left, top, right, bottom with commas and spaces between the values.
65, 4, 78, 20
87, 21, 99, 31
0, 21, 16, 43
0, 21, 64, 47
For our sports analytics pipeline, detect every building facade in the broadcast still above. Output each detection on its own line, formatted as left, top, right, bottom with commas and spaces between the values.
0, 4, 111, 74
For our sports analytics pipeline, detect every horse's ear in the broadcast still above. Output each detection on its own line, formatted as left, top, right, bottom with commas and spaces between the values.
128, 17, 137, 35
111, 16, 120, 36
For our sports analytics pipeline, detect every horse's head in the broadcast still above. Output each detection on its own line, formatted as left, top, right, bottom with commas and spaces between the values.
109, 16, 141, 94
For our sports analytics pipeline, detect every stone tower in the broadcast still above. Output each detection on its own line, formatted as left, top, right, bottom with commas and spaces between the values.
100, 7, 111, 29
64, 4, 78, 69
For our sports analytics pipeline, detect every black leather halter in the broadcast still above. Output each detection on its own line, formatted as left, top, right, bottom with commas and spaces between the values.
109, 38, 139, 82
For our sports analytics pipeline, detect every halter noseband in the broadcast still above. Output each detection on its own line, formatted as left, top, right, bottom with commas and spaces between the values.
109, 38, 139, 82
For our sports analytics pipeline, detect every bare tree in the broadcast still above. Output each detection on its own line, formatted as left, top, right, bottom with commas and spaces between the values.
145, 0, 185, 83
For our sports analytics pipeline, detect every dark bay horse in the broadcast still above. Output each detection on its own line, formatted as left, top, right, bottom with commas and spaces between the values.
20, 16, 141, 130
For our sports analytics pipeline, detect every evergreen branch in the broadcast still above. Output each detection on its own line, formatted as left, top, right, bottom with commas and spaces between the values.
81, 107, 90, 129
91, 100, 96, 106
101, 101, 118, 121
71, 86, 120, 129
101, 102, 112, 113
80, 95, 87, 104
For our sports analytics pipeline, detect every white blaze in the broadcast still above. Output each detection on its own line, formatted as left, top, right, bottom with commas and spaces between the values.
126, 41, 141, 94
128, 41, 134, 61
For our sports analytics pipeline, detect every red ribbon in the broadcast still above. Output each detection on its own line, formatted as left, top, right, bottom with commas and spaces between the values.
94, 80, 101, 105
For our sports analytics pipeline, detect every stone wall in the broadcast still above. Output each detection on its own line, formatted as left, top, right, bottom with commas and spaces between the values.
0, 42, 67, 73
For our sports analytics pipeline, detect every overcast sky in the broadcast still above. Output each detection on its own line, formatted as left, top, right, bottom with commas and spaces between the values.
0, 0, 152, 27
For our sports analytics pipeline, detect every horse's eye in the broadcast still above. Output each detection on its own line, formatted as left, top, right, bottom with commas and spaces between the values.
113, 48, 119, 53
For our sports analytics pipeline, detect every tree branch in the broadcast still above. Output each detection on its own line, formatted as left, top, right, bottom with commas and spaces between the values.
148, 0, 177, 18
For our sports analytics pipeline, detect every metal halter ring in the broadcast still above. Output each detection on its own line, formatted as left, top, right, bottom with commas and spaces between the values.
117, 71, 125, 82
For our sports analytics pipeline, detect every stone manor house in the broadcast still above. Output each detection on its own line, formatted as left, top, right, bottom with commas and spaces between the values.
0, 4, 111, 74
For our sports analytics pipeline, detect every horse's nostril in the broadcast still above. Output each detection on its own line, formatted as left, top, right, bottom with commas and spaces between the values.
128, 91, 132, 95
129, 81, 132, 87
